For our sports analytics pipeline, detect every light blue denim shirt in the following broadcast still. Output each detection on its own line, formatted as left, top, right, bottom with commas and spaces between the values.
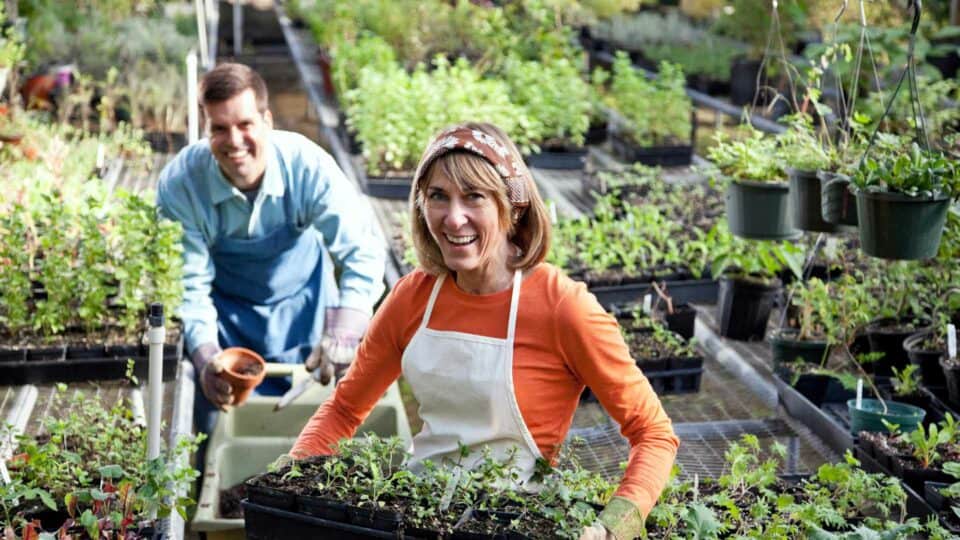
157, 130, 386, 354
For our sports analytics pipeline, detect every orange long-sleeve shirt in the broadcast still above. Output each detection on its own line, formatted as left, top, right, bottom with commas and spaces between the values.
292, 263, 679, 518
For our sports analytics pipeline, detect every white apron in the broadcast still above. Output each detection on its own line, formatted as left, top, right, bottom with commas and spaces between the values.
401, 270, 542, 484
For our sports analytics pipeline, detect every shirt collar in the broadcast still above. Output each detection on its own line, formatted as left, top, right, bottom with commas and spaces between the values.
207, 137, 285, 205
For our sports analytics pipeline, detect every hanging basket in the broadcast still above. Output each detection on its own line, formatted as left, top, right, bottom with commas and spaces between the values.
725, 180, 800, 240
787, 168, 843, 233
818, 171, 858, 227
855, 190, 950, 260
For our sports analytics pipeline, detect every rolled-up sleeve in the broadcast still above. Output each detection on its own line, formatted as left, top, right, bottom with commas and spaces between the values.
302, 150, 385, 314
157, 157, 219, 355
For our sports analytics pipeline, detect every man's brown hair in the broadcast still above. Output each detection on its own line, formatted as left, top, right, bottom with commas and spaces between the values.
200, 62, 269, 112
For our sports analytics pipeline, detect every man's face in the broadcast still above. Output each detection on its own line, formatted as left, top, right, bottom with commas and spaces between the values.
204, 88, 273, 190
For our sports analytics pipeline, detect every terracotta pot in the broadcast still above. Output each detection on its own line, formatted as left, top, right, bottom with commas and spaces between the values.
219, 347, 266, 405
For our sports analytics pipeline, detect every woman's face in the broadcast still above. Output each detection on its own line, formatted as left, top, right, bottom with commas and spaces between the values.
423, 171, 510, 284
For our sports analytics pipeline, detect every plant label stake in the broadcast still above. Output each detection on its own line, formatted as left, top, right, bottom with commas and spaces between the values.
643, 294, 652, 314
948, 323, 957, 360
855, 378, 863, 409
547, 200, 558, 225
438, 465, 462, 512
0, 459, 9, 485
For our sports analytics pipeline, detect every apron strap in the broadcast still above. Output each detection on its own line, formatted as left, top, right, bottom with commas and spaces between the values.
420, 273, 446, 331
506, 270, 522, 342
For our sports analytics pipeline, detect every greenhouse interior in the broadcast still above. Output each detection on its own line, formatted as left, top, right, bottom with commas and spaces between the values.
1, 0, 960, 538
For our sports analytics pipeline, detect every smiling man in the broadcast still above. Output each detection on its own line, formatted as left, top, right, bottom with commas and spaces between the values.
156, 63, 385, 433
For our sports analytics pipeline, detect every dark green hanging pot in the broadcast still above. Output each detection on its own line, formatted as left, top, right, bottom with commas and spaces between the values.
788, 168, 844, 233
818, 171, 859, 227
725, 179, 800, 240
856, 190, 951, 260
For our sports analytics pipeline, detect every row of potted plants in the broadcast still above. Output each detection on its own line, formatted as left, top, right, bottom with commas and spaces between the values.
0, 118, 184, 382
1, 380, 202, 539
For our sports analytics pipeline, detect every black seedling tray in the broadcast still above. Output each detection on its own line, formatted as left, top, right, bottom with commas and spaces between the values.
589, 278, 718, 311
0, 336, 182, 384
854, 447, 935, 519
243, 500, 398, 539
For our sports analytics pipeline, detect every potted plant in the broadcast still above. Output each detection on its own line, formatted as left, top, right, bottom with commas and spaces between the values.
777, 115, 844, 233
850, 140, 959, 260
707, 220, 802, 341
708, 126, 799, 240
606, 53, 694, 166
651, 281, 697, 340
503, 56, 591, 170
770, 278, 834, 367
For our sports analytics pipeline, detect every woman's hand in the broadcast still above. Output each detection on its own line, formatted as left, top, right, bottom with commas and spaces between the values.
578, 523, 617, 540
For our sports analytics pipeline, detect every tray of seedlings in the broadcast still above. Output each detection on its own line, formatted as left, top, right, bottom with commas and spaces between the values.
1, 384, 201, 539
582, 308, 702, 401
855, 410, 960, 496
0, 144, 186, 384
554, 168, 723, 308
923, 464, 960, 535
242, 435, 615, 539
640, 434, 938, 537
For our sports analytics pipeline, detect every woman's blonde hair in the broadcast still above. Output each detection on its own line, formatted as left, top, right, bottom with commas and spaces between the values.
409, 122, 551, 275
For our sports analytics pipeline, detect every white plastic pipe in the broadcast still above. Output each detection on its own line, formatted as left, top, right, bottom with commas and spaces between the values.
187, 50, 199, 145
194, 0, 209, 68
233, 0, 242, 57
147, 304, 165, 464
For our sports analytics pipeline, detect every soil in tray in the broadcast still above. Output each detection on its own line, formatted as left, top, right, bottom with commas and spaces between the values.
220, 479, 250, 519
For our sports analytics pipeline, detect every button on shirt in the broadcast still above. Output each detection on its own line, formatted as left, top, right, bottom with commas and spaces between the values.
157, 130, 386, 354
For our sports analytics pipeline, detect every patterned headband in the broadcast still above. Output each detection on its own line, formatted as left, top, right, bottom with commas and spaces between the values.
414, 126, 531, 217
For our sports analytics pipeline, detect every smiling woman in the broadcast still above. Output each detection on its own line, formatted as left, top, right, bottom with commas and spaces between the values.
291, 122, 679, 540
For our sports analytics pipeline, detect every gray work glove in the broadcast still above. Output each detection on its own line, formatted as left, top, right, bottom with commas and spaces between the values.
192, 342, 232, 410
304, 307, 370, 385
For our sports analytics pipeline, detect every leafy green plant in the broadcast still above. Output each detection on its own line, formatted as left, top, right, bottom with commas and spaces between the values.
850, 142, 960, 199
707, 220, 803, 282
2, 384, 202, 534
777, 115, 832, 172
346, 57, 533, 174
890, 364, 922, 397
607, 53, 692, 147
502, 56, 590, 149
707, 126, 786, 183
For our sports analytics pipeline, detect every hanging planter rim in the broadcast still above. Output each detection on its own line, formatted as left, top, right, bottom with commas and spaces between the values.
854, 189, 951, 204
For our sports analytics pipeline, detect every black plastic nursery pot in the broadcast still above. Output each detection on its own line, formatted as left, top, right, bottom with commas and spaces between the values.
941, 356, 960, 409
609, 131, 693, 167
729, 57, 765, 106
847, 398, 926, 435
717, 274, 782, 341
769, 328, 831, 367
661, 304, 697, 340
818, 171, 858, 227
584, 120, 608, 145
865, 317, 932, 377
855, 190, 951, 260
725, 179, 800, 240
903, 330, 946, 389
787, 168, 844, 233
524, 146, 588, 170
